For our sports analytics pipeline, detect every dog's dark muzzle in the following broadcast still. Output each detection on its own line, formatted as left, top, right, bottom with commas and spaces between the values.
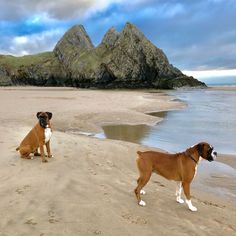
207, 150, 217, 162
39, 118, 48, 128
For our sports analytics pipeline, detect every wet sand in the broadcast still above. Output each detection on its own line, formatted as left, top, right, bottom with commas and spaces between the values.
0, 87, 235, 236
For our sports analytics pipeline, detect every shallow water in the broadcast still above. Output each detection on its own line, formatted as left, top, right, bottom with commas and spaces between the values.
193, 161, 236, 199
96, 89, 236, 155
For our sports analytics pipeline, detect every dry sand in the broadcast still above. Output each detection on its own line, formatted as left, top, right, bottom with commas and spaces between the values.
0, 87, 235, 236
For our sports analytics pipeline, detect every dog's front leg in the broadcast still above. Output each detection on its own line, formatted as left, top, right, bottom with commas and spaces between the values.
176, 182, 184, 204
182, 181, 197, 212
45, 141, 53, 158
39, 144, 48, 163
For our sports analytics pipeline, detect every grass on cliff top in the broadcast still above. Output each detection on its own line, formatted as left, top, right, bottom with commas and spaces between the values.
71, 45, 111, 73
0, 52, 54, 69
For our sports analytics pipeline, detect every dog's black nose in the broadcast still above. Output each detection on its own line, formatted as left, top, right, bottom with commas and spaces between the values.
213, 151, 217, 156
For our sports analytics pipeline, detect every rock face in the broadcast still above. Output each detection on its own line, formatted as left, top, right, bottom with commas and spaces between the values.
0, 22, 206, 88
0, 65, 12, 85
0, 52, 67, 86
54, 25, 94, 69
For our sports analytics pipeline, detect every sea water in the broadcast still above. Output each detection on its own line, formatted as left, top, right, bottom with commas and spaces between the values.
200, 76, 236, 86
97, 88, 236, 155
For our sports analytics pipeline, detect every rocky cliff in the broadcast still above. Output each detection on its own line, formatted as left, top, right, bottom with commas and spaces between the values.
0, 22, 206, 89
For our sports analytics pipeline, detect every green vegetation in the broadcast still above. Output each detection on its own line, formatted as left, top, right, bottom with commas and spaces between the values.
71, 45, 110, 73
0, 52, 54, 70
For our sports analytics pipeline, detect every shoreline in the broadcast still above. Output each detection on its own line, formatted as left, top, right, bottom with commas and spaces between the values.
1, 86, 235, 164
1, 86, 235, 162
208, 85, 236, 91
0, 87, 236, 235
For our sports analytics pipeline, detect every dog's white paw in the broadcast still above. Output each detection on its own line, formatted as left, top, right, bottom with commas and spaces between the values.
189, 206, 198, 212
139, 200, 146, 206
186, 200, 198, 212
140, 189, 146, 195
176, 197, 184, 204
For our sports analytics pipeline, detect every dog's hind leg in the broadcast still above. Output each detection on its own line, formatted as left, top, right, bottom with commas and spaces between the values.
19, 145, 31, 159
136, 178, 146, 195
134, 155, 153, 206
134, 173, 151, 206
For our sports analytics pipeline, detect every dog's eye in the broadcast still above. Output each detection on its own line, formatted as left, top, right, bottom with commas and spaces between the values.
207, 148, 213, 154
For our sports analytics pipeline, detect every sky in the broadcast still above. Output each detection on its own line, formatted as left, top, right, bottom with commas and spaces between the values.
0, 0, 236, 73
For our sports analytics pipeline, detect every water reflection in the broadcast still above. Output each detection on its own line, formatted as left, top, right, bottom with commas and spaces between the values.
102, 111, 168, 144
103, 124, 151, 143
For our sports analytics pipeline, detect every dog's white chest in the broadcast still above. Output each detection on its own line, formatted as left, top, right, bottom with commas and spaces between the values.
194, 165, 198, 179
44, 127, 52, 143
193, 157, 202, 179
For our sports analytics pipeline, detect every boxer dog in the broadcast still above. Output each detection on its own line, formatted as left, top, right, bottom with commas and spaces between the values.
16, 112, 53, 163
134, 142, 217, 211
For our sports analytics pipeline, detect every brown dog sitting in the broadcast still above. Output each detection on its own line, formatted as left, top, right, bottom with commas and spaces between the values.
16, 112, 53, 163
134, 142, 217, 211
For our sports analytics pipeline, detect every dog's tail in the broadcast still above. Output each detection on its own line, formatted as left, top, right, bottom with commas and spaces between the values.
16, 146, 20, 151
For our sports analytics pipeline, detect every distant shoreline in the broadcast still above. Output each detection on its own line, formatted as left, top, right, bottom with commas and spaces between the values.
208, 85, 236, 91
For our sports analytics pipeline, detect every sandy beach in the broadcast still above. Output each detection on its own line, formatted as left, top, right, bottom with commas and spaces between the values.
0, 87, 235, 236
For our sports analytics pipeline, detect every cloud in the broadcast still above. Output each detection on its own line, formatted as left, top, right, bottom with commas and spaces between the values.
13, 36, 29, 45
183, 69, 236, 78
136, 0, 236, 70
165, 38, 236, 70
0, 29, 63, 56
0, 0, 125, 21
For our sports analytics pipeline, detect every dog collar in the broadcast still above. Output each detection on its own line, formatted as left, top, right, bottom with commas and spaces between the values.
189, 155, 198, 164
185, 152, 198, 164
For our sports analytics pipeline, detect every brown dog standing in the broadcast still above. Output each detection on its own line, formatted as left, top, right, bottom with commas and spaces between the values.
16, 112, 53, 163
134, 142, 217, 211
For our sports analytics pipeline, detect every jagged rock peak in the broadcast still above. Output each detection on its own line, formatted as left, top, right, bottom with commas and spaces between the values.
53, 24, 94, 66
0, 22, 206, 89
54, 24, 94, 51
101, 27, 120, 47
121, 22, 146, 40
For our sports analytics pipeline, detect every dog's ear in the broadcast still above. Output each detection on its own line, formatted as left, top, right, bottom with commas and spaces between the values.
46, 112, 52, 120
36, 112, 42, 119
197, 143, 204, 157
